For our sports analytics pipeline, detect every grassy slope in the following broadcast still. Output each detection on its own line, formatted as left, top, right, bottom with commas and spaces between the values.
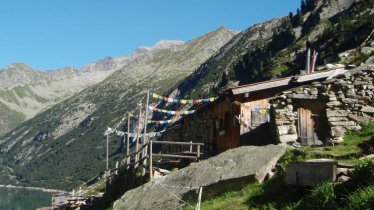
176, 0, 374, 99
183, 123, 374, 210
0, 27, 235, 190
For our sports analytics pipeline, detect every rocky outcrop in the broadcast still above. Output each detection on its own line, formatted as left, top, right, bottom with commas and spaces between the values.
113, 145, 286, 210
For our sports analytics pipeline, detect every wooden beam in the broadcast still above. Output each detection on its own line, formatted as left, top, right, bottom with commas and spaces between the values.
152, 154, 199, 159
152, 141, 204, 146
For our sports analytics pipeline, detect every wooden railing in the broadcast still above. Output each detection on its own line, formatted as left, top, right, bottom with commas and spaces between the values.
149, 140, 204, 180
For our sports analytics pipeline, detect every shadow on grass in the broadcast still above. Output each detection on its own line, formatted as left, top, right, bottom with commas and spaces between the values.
245, 173, 308, 209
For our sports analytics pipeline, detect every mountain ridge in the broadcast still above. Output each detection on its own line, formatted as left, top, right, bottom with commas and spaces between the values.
0, 26, 237, 190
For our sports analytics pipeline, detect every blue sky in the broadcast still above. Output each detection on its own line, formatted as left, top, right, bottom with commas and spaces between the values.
0, 0, 299, 70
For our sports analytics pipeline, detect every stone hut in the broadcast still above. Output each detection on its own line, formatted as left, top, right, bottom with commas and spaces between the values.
161, 69, 339, 156
270, 65, 374, 145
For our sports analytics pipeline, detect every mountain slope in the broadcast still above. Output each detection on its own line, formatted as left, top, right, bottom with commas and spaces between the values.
176, 0, 374, 98
0, 27, 237, 190
0, 57, 131, 136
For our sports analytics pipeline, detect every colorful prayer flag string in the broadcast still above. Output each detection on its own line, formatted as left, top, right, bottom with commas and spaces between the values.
105, 127, 165, 138
149, 91, 218, 104
147, 119, 179, 125
148, 106, 196, 115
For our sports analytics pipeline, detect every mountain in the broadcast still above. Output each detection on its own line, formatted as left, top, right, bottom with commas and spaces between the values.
0, 27, 237, 190
175, 0, 374, 98
0, 57, 131, 136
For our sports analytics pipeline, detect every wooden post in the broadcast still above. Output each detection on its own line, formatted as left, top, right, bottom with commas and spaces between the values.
196, 186, 203, 210
189, 141, 193, 152
106, 133, 109, 171
126, 112, 130, 170
144, 90, 149, 144
197, 145, 201, 161
135, 102, 142, 169
142, 90, 150, 178
149, 140, 153, 180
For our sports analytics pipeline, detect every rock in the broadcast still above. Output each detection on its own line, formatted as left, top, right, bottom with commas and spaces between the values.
361, 105, 374, 113
337, 175, 350, 182
113, 145, 287, 210
326, 110, 349, 117
348, 114, 369, 123
288, 124, 297, 134
359, 154, 374, 160
329, 121, 356, 126
285, 159, 337, 186
278, 125, 290, 135
361, 47, 374, 55
337, 168, 349, 177
342, 98, 358, 104
365, 55, 374, 64
327, 101, 342, 107
328, 117, 348, 122
279, 134, 298, 143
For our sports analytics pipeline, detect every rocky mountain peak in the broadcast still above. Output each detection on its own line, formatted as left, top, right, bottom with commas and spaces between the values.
154, 40, 185, 49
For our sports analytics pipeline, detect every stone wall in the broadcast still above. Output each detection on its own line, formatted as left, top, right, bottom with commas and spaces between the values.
270, 65, 374, 145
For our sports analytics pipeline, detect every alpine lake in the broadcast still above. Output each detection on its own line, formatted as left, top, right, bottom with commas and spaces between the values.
0, 186, 52, 210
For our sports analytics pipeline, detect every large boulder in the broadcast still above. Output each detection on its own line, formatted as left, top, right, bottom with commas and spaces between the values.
113, 145, 287, 210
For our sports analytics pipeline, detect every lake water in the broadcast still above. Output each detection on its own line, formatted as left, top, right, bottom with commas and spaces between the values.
0, 187, 52, 210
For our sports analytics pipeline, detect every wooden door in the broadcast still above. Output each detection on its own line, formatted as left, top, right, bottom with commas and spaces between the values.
298, 107, 315, 145
297, 100, 327, 146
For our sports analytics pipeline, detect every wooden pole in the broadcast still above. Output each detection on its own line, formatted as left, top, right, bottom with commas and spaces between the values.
142, 90, 150, 177
135, 102, 142, 169
106, 133, 109, 171
149, 140, 153, 180
126, 112, 130, 169
196, 186, 203, 210
189, 141, 193, 152
197, 145, 201, 161
144, 90, 149, 144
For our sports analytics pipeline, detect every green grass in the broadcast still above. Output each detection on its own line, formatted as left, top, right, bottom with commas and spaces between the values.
183, 183, 262, 210
344, 185, 374, 209
182, 123, 374, 210
269, 65, 289, 75
300, 123, 374, 164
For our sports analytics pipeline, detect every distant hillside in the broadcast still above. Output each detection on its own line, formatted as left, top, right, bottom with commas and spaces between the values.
0, 27, 236, 190
175, 0, 374, 98
0, 57, 131, 136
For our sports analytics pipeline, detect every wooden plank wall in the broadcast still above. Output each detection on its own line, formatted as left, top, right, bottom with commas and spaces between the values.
213, 98, 240, 154
240, 99, 269, 135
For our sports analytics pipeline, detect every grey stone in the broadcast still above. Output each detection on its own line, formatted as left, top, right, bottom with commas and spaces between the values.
328, 117, 348, 122
285, 159, 337, 186
330, 126, 346, 137
113, 145, 287, 210
361, 105, 374, 113
337, 168, 349, 177
337, 175, 350, 182
342, 98, 357, 104
327, 101, 342, 107
365, 55, 374, 64
348, 114, 370, 123
326, 110, 349, 117
278, 125, 290, 135
329, 121, 356, 126
361, 47, 374, 55
359, 154, 374, 160
279, 134, 298, 143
